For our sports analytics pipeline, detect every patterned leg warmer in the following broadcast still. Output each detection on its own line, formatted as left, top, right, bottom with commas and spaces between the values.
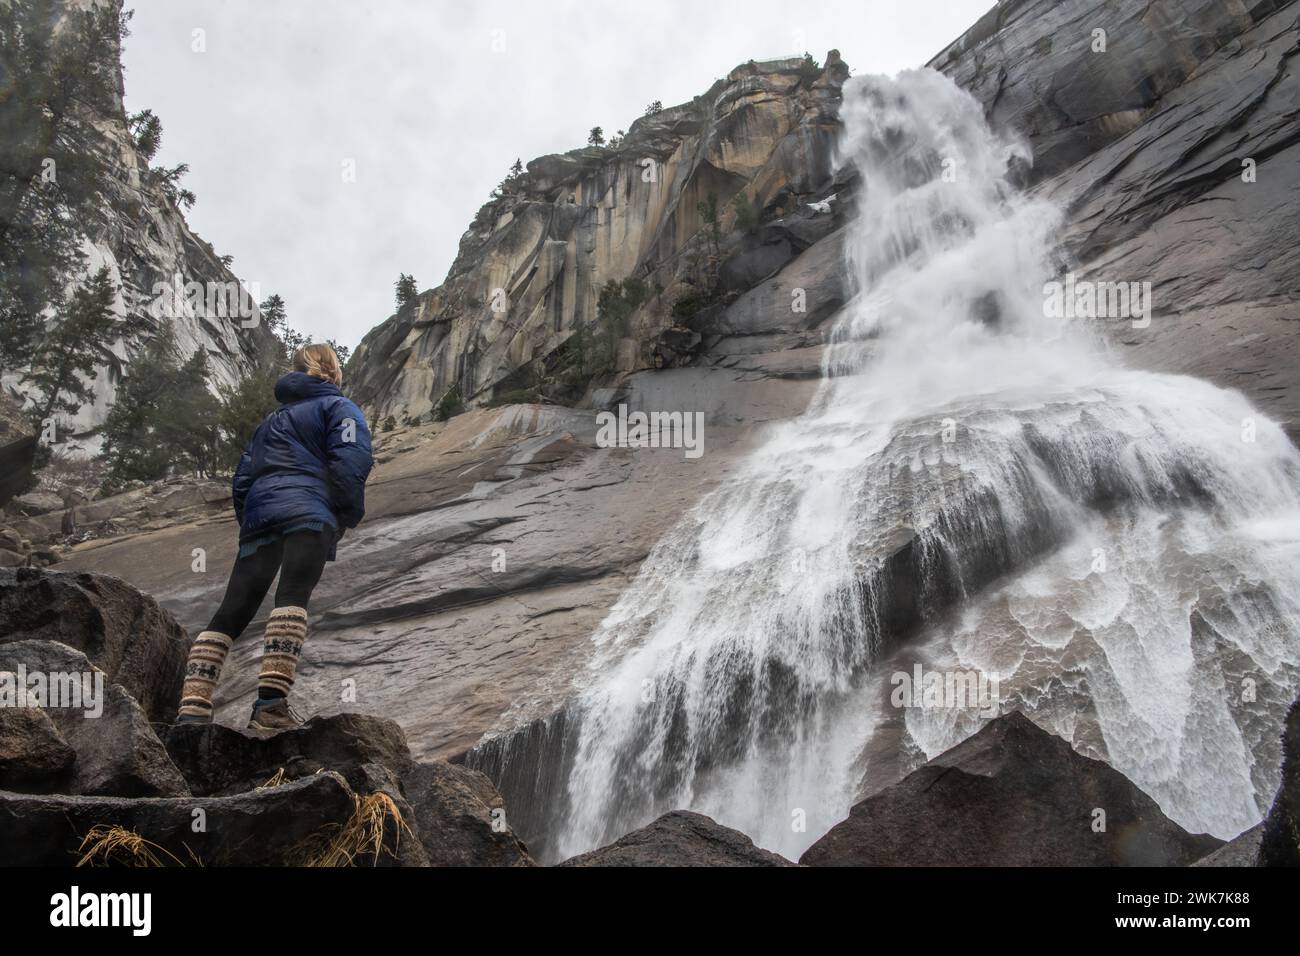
258, 606, 309, 699
178, 631, 234, 720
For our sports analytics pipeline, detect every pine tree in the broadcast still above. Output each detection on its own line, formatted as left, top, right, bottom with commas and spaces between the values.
587, 127, 605, 147
326, 339, 351, 368
216, 364, 279, 471
0, 1, 130, 377
100, 324, 181, 482
23, 266, 119, 428
395, 273, 418, 307
151, 163, 196, 209
510, 158, 524, 177
165, 347, 221, 476
696, 192, 722, 266
128, 109, 162, 161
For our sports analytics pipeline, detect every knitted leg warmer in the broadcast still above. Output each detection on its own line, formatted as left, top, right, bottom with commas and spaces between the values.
258, 606, 309, 699
178, 631, 234, 720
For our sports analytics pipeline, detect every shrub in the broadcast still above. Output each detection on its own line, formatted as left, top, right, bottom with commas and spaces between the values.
434, 388, 463, 422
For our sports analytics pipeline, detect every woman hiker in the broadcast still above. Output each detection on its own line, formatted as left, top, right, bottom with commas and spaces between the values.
175, 343, 374, 733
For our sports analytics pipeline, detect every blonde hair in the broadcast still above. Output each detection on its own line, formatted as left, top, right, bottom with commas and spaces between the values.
293, 343, 343, 386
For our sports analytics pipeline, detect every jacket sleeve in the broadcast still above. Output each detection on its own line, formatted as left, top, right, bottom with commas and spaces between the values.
325, 398, 374, 529
232, 442, 255, 527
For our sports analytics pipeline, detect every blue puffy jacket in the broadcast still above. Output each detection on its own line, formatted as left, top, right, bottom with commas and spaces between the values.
232, 372, 374, 544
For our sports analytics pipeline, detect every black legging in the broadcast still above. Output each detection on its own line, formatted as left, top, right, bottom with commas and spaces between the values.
207, 530, 334, 639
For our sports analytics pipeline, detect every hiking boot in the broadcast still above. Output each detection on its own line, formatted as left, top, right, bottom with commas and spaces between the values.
173, 712, 212, 727
247, 697, 305, 734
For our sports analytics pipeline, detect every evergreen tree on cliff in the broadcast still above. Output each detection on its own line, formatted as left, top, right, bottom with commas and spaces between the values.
0, 1, 131, 377
23, 266, 119, 429
101, 326, 222, 480
395, 273, 418, 308
101, 324, 183, 481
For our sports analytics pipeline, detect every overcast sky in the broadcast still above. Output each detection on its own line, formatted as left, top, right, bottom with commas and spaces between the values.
121, 0, 992, 350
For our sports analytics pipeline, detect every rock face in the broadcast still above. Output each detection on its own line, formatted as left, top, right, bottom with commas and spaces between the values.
1, 0, 272, 440
932, 0, 1300, 438
0, 567, 188, 723
799, 712, 1223, 867
557, 811, 796, 867
0, 393, 36, 506
58, 405, 806, 762
349, 52, 850, 423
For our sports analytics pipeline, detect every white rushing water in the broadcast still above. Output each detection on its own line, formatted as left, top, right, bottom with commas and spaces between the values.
551, 68, 1300, 861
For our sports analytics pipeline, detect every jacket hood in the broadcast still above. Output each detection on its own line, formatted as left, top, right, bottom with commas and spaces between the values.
275, 372, 342, 404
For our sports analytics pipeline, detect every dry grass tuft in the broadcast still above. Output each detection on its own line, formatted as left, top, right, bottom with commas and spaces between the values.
258, 767, 287, 789
298, 792, 413, 867
76, 825, 189, 867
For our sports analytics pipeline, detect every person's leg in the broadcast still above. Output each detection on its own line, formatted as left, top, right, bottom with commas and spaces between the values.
177, 540, 284, 723
250, 530, 332, 728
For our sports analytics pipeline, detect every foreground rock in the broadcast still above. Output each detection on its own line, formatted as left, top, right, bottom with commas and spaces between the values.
1193, 825, 1265, 868
404, 761, 533, 866
0, 773, 357, 866
0, 707, 76, 794
164, 712, 415, 796
558, 811, 795, 867
0, 640, 188, 798
0, 568, 188, 723
164, 713, 533, 866
1259, 694, 1300, 866
0, 568, 534, 865
800, 712, 1223, 867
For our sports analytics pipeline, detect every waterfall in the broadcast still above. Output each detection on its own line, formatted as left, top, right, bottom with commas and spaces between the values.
548, 69, 1300, 862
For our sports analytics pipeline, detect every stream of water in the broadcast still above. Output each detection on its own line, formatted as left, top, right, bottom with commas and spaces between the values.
549, 68, 1300, 862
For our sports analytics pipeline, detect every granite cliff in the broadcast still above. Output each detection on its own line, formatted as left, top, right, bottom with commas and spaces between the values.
1, 0, 271, 442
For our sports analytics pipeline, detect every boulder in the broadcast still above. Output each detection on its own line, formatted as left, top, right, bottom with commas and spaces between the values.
401, 760, 534, 866
11, 492, 63, 516
0, 704, 76, 794
0, 393, 36, 507
0, 549, 26, 569
0, 772, 358, 866
54, 682, 189, 798
0, 641, 188, 798
164, 712, 530, 866
1193, 824, 1264, 868
800, 712, 1223, 867
0, 568, 188, 723
558, 810, 796, 867
1259, 694, 1300, 866
164, 712, 416, 796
